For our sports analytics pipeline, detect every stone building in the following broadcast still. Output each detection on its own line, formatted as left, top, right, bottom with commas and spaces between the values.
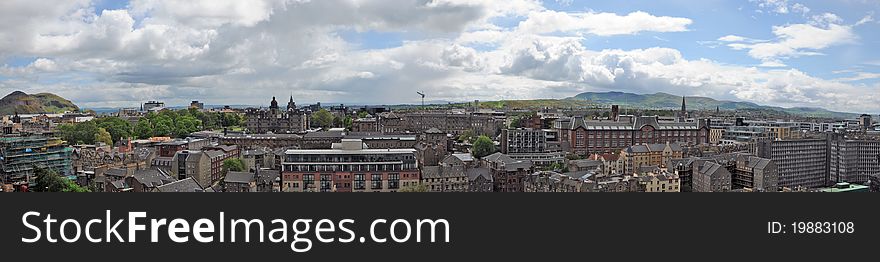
415, 128, 449, 167
693, 161, 732, 192
483, 152, 534, 192
377, 112, 504, 136
245, 96, 309, 134
619, 142, 683, 174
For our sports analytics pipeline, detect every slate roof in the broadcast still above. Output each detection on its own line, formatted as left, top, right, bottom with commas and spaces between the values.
466, 167, 492, 182
224, 171, 255, 184
132, 169, 175, 188
157, 177, 206, 192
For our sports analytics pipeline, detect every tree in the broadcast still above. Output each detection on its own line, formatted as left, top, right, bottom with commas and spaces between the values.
32, 167, 89, 192
57, 121, 99, 145
311, 109, 334, 129
134, 119, 154, 139
471, 135, 496, 159
344, 116, 353, 130
223, 158, 246, 174
95, 127, 113, 146
399, 183, 429, 192
457, 129, 476, 143
357, 111, 369, 118
95, 117, 133, 143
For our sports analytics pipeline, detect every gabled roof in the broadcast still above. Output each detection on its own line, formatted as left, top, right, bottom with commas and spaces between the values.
224, 171, 255, 184
466, 167, 492, 182
132, 169, 174, 188
157, 177, 206, 192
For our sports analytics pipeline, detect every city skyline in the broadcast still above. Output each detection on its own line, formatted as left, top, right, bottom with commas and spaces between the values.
0, 0, 879, 112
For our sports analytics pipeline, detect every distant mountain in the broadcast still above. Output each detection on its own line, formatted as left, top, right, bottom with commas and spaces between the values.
0, 91, 80, 115
570, 91, 860, 119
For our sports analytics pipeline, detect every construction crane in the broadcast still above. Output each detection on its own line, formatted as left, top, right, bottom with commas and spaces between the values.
416, 91, 425, 107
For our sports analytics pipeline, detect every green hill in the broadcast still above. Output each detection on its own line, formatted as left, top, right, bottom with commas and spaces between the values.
0, 91, 80, 115
571, 91, 859, 119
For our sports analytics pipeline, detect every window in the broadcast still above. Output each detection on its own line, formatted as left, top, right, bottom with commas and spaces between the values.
354, 174, 365, 190
303, 174, 315, 191
320, 174, 332, 192
389, 173, 400, 189
371, 174, 383, 189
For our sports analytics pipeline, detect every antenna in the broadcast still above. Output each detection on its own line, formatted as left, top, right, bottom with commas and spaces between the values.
417, 91, 425, 107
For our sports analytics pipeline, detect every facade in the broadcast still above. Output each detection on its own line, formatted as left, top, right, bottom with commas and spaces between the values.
345, 133, 418, 149
218, 133, 302, 149
377, 112, 504, 136
170, 146, 240, 188
280, 139, 419, 192
0, 135, 72, 186
245, 96, 309, 134
755, 138, 828, 189
351, 117, 379, 132
143, 101, 165, 111
733, 155, 778, 192
636, 172, 681, 192
693, 161, 732, 192
563, 115, 707, 156
619, 142, 683, 174
828, 135, 880, 185
415, 128, 449, 167
483, 153, 534, 192
709, 128, 724, 145
189, 101, 204, 110
420, 166, 469, 192
500, 128, 565, 167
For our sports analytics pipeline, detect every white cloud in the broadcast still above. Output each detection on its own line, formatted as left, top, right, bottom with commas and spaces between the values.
718, 35, 747, 42
751, 0, 810, 15
836, 72, 880, 82
722, 15, 862, 65
517, 10, 692, 36
0, 0, 878, 114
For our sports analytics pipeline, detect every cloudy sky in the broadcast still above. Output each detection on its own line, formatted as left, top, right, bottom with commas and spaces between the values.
0, 0, 878, 113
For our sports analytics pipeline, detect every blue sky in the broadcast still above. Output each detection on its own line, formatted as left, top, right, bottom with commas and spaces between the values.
0, 0, 879, 113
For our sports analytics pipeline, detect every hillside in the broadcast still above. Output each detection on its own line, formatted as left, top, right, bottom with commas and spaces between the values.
0, 91, 80, 115
571, 91, 859, 119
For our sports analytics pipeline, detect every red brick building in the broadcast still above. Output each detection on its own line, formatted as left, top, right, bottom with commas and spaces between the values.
563, 116, 708, 155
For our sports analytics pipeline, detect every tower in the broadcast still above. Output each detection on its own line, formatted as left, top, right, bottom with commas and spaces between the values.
678, 96, 687, 122
287, 95, 296, 111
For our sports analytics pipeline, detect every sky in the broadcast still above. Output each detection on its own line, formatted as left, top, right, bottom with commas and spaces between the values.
0, 0, 878, 113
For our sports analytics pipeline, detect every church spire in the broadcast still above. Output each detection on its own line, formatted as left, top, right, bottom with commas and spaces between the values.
287, 94, 296, 110
681, 95, 686, 113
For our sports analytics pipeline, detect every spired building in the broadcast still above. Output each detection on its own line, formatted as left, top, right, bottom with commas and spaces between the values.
245, 96, 309, 134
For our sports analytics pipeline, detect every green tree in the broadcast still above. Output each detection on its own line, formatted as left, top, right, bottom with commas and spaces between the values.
223, 158, 246, 173
357, 111, 369, 118
134, 119, 154, 139
32, 167, 89, 192
344, 116, 353, 130
95, 117, 133, 143
471, 135, 496, 159
57, 121, 99, 145
399, 183, 429, 192
311, 109, 334, 129
457, 129, 476, 143
95, 127, 113, 145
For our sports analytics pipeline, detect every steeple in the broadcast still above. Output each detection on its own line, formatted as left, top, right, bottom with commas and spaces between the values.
680, 95, 686, 113
287, 95, 296, 110
678, 96, 687, 122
